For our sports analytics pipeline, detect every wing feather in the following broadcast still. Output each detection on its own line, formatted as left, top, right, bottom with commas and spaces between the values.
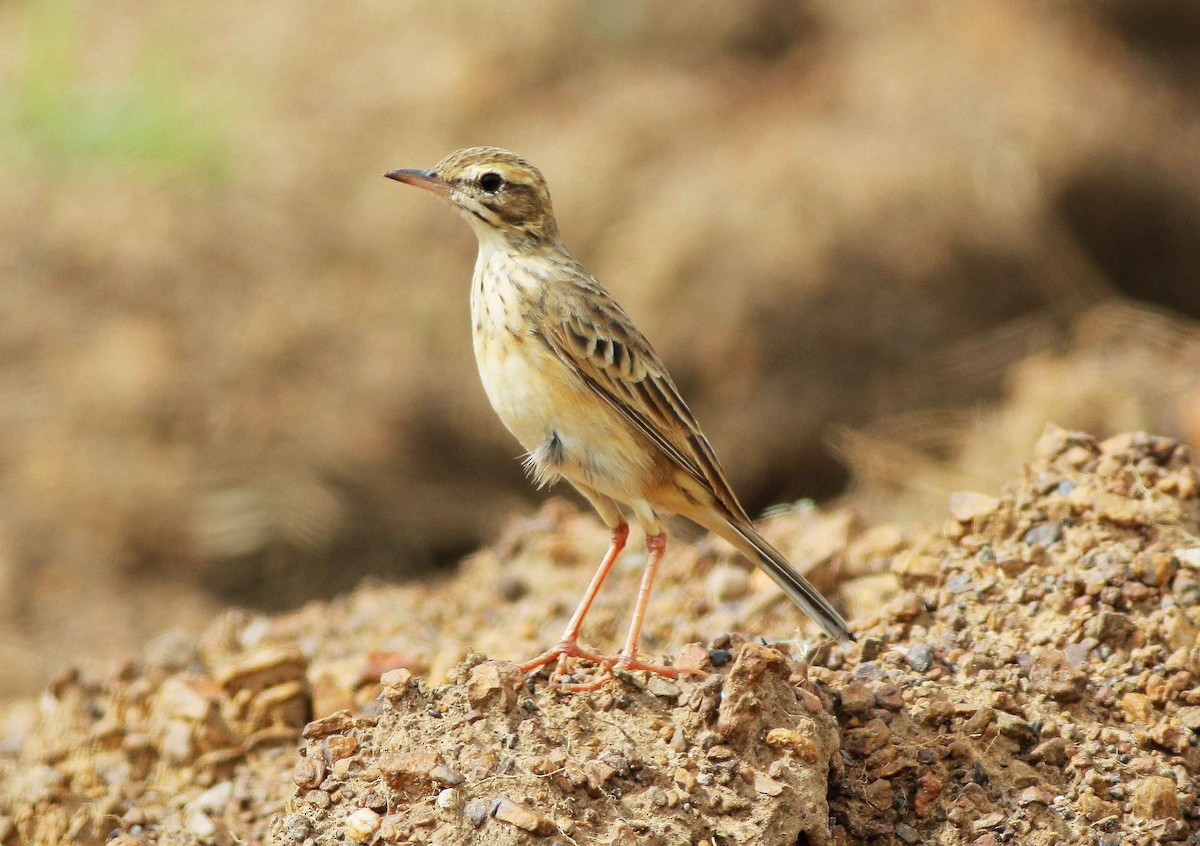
540, 279, 749, 523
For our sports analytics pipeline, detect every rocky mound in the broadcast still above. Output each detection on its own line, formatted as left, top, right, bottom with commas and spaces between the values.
2, 427, 1198, 845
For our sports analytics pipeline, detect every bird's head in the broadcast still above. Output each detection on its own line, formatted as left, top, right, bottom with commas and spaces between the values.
385, 147, 561, 250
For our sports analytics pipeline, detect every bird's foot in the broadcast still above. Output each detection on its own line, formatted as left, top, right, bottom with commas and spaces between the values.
518, 639, 607, 680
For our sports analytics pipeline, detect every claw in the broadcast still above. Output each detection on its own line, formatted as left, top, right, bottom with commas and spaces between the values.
518, 640, 607, 677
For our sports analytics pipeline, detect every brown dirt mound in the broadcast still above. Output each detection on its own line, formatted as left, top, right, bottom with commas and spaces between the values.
2, 426, 1199, 844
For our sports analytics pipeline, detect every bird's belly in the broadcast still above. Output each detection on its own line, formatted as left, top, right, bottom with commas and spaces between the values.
474, 334, 653, 495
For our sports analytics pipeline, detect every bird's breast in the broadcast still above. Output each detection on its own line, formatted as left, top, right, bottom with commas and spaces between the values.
469, 263, 655, 496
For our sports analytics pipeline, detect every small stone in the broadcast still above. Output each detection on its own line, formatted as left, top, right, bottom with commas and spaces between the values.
862, 778, 892, 809
153, 676, 217, 722
1088, 612, 1135, 647
584, 760, 618, 789
435, 788, 459, 810
1130, 776, 1180, 820
753, 771, 785, 796
646, 676, 681, 699
875, 684, 904, 710
1176, 706, 1200, 729
380, 750, 441, 789
1029, 648, 1088, 702
1121, 692, 1156, 725
464, 798, 491, 827
844, 718, 890, 756
345, 808, 381, 843
492, 797, 554, 835
1062, 641, 1093, 667
216, 644, 307, 694
914, 773, 942, 817
186, 810, 217, 839
892, 551, 941, 582
466, 661, 520, 708
895, 824, 920, 844
972, 812, 1005, 831
1095, 492, 1143, 526
429, 765, 465, 786
380, 668, 413, 695
674, 642, 711, 673
1023, 521, 1061, 547
1017, 787, 1052, 806
949, 491, 1000, 522
838, 681, 875, 715
1177, 548, 1200, 569
302, 710, 354, 739
673, 767, 697, 791
325, 734, 358, 760
995, 711, 1035, 744
187, 781, 233, 814
905, 643, 935, 672
946, 573, 972, 594
283, 814, 311, 842
1028, 738, 1068, 767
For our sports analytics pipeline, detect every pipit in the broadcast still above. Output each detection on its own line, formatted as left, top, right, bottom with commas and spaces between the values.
386, 147, 853, 686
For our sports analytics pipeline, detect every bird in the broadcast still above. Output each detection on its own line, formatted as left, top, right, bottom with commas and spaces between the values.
385, 147, 853, 685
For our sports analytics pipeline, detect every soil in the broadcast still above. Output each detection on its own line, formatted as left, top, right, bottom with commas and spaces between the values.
3, 426, 1200, 845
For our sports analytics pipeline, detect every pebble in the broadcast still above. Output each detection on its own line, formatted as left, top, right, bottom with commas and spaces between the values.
344, 808, 381, 843
1029, 648, 1088, 702
844, 719, 890, 756
905, 644, 935, 673
875, 684, 905, 710
185, 810, 217, 839
1130, 777, 1180, 820
646, 676, 681, 699
283, 815, 311, 842
1029, 738, 1068, 767
1023, 521, 1062, 547
491, 797, 554, 835
302, 710, 354, 740
946, 573, 972, 595
838, 681, 876, 715
187, 781, 233, 814
894, 823, 921, 844
464, 798, 491, 827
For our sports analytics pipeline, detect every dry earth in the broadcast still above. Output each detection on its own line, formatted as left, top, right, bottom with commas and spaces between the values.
3, 426, 1200, 845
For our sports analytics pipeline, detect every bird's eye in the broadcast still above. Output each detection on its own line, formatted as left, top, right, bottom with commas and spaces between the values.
479, 172, 504, 193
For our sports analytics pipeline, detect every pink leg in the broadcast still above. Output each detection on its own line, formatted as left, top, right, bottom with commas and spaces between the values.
518, 521, 628, 675
612, 532, 682, 678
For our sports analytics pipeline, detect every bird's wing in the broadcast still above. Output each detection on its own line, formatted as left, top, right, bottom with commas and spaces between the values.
539, 279, 750, 523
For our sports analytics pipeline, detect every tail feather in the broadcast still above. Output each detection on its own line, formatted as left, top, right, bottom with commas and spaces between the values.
714, 518, 855, 646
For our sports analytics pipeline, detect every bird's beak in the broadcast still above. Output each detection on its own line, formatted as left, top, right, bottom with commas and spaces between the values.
384, 168, 453, 197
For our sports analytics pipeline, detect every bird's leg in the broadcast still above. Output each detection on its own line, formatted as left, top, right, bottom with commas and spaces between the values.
608, 531, 686, 679
518, 521, 628, 677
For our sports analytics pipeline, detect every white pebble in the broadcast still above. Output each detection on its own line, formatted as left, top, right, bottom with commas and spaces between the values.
345, 807, 381, 842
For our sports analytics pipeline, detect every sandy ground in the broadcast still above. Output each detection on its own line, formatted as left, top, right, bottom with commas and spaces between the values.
2, 425, 1198, 844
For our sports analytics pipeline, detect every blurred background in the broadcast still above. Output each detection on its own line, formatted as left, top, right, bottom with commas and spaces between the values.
2, 0, 1200, 697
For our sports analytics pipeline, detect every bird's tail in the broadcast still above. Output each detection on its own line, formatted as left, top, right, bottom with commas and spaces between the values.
703, 515, 855, 646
